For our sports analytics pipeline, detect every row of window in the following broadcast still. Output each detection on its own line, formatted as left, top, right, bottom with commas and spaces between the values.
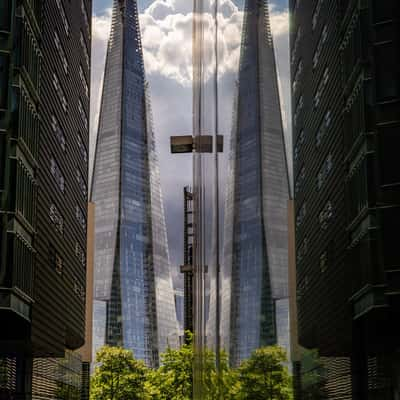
50, 157, 65, 192
296, 199, 334, 233
21, 17, 40, 89
81, 0, 90, 38
49, 202, 87, 235
78, 99, 88, 130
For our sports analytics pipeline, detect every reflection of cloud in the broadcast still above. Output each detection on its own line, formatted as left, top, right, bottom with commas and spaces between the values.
90, 0, 291, 279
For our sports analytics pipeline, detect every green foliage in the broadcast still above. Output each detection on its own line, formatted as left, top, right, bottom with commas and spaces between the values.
237, 346, 293, 400
90, 342, 293, 400
90, 346, 149, 400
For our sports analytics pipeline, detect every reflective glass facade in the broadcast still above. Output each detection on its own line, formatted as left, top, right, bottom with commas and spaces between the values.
220, 0, 290, 367
91, 0, 178, 367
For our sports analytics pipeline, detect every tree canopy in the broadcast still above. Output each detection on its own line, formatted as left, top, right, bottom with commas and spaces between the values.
90, 342, 293, 400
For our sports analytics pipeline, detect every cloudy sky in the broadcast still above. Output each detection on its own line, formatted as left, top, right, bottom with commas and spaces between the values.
90, 0, 291, 283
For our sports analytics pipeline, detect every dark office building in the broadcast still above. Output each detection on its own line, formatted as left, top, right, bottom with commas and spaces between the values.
291, 0, 400, 398
219, 0, 290, 367
91, 0, 178, 368
0, 0, 91, 397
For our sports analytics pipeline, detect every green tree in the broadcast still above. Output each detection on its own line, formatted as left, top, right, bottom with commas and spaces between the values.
237, 346, 293, 400
90, 346, 149, 400
300, 349, 327, 399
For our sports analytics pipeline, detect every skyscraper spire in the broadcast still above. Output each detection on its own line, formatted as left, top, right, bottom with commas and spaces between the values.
91, 0, 178, 367
221, 0, 290, 366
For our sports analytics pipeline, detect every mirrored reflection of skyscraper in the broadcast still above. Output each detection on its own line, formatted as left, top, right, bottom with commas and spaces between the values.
91, 0, 178, 368
221, 0, 290, 367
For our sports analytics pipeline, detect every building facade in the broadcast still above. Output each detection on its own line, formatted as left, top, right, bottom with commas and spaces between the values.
91, 0, 178, 368
0, 0, 91, 397
291, 0, 400, 398
220, 0, 290, 367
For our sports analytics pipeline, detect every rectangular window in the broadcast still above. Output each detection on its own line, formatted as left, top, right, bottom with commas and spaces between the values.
76, 169, 88, 199
75, 242, 86, 267
313, 25, 328, 69
319, 201, 333, 230
294, 95, 304, 127
49, 203, 64, 234
51, 114, 66, 151
292, 59, 303, 94
19, 89, 39, 158
81, 0, 90, 36
316, 110, 332, 147
21, 17, 40, 89
77, 133, 88, 164
75, 204, 86, 230
291, 27, 302, 67
313, 68, 329, 108
78, 99, 88, 130
50, 157, 65, 192
53, 72, 68, 112
54, 31, 68, 74
79, 65, 89, 98
55, 0, 69, 35
16, 160, 36, 227
80, 31, 90, 68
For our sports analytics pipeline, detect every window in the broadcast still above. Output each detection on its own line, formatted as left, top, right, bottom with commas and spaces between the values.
313, 68, 329, 108
316, 153, 333, 191
54, 31, 68, 74
80, 31, 89, 68
81, 0, 90, 36
79, 65, 89, 98
49, 203, 64, 234
74, 278, 85, 299
294, 95, 304, 127
297, 237, 308, 264
76, 169, 88, 199
292, 59, 303, 94
313, 25, 328, 69
312, 0, 324, 30
21, 18, 40, 88
291, 27, 302, 66
75, 242, 86, 267
320, 252, 328, 272
76, 205, 86, 230
319, 201, 333, 229
53, 72, 67, 112
296, 202, 307, 228
316, 109, 331, 147
295, 166, 306, 194
51, 115, 66, 151
294, 130, 305, 165
77, 133, 88, 164
50, 158, 65, 192
78, 99, 88, 130
55, 0, 69, 35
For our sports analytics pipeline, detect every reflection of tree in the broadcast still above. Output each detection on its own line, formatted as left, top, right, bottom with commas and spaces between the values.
300, 349, 327, 400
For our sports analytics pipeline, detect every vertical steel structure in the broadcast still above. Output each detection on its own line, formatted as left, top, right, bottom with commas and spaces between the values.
91, 0, 178, 368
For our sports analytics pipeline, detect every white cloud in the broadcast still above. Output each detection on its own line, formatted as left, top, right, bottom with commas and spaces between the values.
89, 1, 292, 266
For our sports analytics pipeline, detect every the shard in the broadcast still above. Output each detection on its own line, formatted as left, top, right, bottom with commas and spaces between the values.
221, 0, 290, 366
91, 0, 178, 367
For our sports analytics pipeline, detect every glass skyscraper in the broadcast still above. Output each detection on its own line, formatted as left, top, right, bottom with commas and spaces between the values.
220, 0, 290, 367
91, 0, 178, 367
